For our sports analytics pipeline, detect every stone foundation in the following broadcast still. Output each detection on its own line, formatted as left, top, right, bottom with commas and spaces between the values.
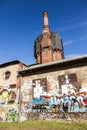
27, 112, 87, 122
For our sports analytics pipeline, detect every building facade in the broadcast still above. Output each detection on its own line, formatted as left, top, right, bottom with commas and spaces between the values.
0, 60, 27, 121
0, 11, 87, 122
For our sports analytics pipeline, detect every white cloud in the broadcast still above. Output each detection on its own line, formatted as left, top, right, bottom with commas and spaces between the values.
63, 39, 80, 46
63, 40, 74, 46
60, 20, 87, 31
65, 53, 81, 58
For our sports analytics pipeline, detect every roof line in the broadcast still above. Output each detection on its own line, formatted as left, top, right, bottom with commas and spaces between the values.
0, 60, 28, 68
20, 54, 87, 72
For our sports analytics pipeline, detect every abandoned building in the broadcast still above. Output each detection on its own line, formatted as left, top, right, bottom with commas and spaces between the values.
0, 11, 87, 122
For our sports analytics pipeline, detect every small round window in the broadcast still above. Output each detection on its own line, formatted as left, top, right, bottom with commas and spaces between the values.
4, 71, 11, 80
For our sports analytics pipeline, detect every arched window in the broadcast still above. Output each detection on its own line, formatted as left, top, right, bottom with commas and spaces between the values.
5, 71, 11, 80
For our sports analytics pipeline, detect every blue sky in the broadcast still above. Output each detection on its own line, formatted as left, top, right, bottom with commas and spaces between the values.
0, 0, 87, 65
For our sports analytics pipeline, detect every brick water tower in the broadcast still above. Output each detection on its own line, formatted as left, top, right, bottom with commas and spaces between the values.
34, 11, 64, 64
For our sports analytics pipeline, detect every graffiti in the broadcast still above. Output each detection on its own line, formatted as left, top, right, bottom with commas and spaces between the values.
58, 73, 79, 94
0, 86, 19, 122
26, 94, 87, 113
7, 108, 18, 122
32, 78, 47, 98
0, 88, 19, 105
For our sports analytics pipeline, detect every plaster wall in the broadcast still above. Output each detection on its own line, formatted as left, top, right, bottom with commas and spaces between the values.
0, 64, 19, 86
21, 65, 87, 96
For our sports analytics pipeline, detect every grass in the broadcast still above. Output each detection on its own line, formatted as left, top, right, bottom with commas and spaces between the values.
0, 121, 87, 130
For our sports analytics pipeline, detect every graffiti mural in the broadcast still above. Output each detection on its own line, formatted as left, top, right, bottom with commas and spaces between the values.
32, 78, 47, 98
7, 107, 18, 122
58, 73, 80, 95
0, 85, 19, 122
0, 89, 16, 105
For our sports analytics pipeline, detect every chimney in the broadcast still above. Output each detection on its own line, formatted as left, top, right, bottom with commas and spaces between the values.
43, 11, 49, 27
42, 11, 50, 34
